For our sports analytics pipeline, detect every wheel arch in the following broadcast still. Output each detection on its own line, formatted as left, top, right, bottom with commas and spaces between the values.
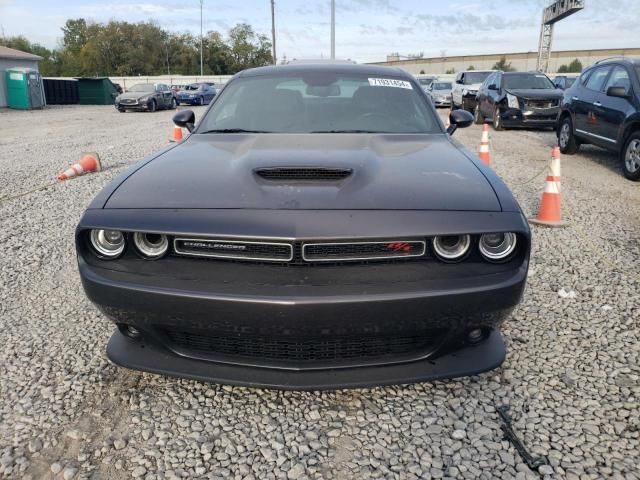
620, 118, 640, 149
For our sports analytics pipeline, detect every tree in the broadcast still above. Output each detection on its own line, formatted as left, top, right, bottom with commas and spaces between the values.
0, 35, 59, 75
445, 68, 456, 74
467, 65, 476, 70
558, 58, 582, 73
492, 56, 515, 72
227, 23, 273, 73
419, 69, 425, 74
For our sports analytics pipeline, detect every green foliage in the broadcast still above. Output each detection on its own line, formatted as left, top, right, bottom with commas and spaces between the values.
445, 68, 456, 74
467, 65, 475, 70
492, 56, 516, 72
419, 69, 425, 74
0, 18, 273, 77
557, 58, 583, 74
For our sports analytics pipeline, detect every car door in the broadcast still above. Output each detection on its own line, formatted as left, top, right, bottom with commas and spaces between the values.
205, 85, 214, 102
452, 73, 464, 107
477, 73, 493, 117
162, 84, 172, 107
573, 66, 612, 144
598, 65, 634, 147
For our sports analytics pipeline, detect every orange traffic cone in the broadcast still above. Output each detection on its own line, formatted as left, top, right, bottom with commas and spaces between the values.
478, 123, 491, 166
170, 125, 183, 143
529, 146, 566, 227
57, 153, 102, 181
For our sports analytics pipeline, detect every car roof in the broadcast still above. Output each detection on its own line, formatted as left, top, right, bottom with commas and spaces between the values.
593, 57, 640, 67
236, 63, 411, 79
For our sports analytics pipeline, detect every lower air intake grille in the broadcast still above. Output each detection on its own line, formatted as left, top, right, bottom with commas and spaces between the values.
174, 238, 292, 262
255, 167, 352, 182
162, 328, 445, 368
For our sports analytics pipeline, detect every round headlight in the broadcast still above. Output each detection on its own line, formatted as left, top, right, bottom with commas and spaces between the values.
90, 229, 125, 258
479, 232, 517, 262
133, 232, 169, 259
432, 234, 471, 262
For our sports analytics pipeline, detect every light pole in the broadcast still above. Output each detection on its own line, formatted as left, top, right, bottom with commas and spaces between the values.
271, 0, 277, 64
199, 0, 204, 77
330, 0, 335, 59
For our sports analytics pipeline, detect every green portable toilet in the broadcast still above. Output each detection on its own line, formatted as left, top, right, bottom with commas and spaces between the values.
5, 68, 45, 109
76, 77, 118, 105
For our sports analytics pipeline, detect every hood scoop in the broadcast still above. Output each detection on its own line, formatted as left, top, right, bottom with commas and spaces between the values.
254, 167, 353, 182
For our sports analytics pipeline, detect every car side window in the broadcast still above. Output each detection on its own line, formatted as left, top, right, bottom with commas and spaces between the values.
584, 67, 611, 92
603, 66, 631, 93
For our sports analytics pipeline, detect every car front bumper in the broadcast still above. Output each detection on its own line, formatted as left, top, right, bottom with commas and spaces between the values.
77, 208, 529, 389
176, 97, 199, 104
116, 101, 151, 111
501, 107, 560, 128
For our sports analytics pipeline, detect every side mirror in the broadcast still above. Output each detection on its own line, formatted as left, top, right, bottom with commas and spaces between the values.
446, 109, 474, 135
606, 86, 629, 99
173, 109, 196, 132
488, 84, 498, 91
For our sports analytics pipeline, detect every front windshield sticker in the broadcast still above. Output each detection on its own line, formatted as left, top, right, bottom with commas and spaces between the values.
368, 78, 413, 89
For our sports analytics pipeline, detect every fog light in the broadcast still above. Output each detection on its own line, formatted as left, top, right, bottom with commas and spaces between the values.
432, 234, 471, 262
467, 328, 484, 344
479, 232, 517, 262
90, 229, 125, 258
134, 232, 169, 259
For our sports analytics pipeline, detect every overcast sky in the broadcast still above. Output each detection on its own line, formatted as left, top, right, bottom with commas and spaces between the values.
1, 0, 639, 62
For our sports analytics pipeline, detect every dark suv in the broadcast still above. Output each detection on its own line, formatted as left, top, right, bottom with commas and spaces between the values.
557, 58, 640, 180
474, 71, 562, 130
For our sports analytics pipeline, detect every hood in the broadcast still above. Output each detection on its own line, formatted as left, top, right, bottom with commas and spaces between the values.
120, 91, 152, 100
505, 88, 563, 100
463, 83, 483, 91
105, 134, 501, 211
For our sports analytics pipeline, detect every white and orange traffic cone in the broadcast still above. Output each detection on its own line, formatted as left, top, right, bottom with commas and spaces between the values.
57, 152, 102, 181
478, 123, 491, 166
170, 125, 183, 143
529, 146, 566, 227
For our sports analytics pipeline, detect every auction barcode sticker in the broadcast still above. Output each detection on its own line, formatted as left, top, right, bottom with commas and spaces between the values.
368, 78, 413, 89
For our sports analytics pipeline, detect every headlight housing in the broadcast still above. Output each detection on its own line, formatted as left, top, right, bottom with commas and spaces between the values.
506, 93, 520, 109
133, 232, 169, 259
479, 232, 518, 262
432, 235, 471, 262
90, 229, 125, 259
139, 95, 151, 102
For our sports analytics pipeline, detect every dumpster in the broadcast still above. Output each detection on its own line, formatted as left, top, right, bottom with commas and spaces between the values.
76, 77, 118, 105
43, 78, 79, 105
5, 68, 45, 109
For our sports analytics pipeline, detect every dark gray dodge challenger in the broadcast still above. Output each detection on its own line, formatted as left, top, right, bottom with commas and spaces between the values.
76, 63, 530, 389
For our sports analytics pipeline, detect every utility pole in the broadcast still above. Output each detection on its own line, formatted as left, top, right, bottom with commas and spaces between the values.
200, 0, 204, 77
536, 0, 584, 72
330, 0, 335, 59
271, 0, 277, 64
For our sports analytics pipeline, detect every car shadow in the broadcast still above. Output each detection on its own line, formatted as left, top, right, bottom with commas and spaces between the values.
575, 144, 624, 178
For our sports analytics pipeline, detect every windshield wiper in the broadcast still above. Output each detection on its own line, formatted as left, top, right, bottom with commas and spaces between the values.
200, 128, 272, 134
310, 129, 389, 133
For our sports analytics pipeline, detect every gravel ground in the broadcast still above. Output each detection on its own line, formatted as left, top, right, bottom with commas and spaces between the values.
0, 105, 638, 480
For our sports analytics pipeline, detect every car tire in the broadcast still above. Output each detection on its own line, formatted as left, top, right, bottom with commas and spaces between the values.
621, 131, 640, 181
117, 107, 125, 113
492, 106, 503, 131
474, 104, 484, 125
558, 116, 579, 155
148, 100, 156, 113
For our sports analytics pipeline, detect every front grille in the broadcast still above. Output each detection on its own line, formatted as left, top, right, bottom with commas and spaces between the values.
526, 99, 558, 109
174, 238, 293, 262
162, 328, 444, 368
303, 240, 426, 262
255, 167, 352, 182
120, 98, 137, 104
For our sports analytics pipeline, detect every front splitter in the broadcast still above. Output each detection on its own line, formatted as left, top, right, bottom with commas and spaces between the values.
106, 329, 506, 390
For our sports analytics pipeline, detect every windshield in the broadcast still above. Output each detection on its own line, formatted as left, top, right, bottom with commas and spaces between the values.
503, 73, 555, 90
129, 84, 155, 92
198, 73, 438, 134
463, 72, 491, 85
418, 78, 434, 86
432, 82, 451, 90
565, 77, 576, 88
184, 84, 201, 91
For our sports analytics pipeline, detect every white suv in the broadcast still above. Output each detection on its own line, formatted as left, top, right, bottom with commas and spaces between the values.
451, 70, 495, 112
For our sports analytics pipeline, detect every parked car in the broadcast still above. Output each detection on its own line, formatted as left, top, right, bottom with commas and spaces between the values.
474, 71, 562, 130
553, 75, 578, 90
452, 70, 494, 112
416, 75, 438, 91
115, 83, 176, 112
427, 81, 453, 107
557, 58, 640, 180
176, 83, 217, 106
76, 63, 530, 389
